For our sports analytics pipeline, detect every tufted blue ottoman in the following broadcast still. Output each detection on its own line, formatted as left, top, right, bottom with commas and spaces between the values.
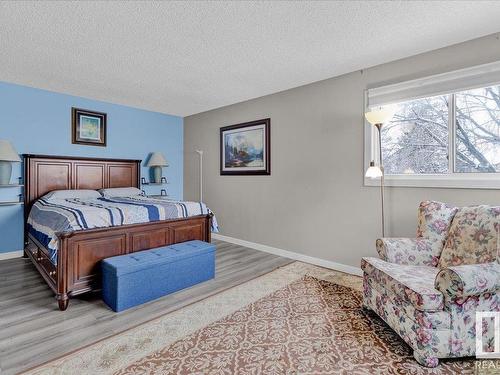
101, 240, 215, 312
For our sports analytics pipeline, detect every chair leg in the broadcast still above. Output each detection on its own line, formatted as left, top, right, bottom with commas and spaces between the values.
361, 304, 372, 311
413, 350, 439, 368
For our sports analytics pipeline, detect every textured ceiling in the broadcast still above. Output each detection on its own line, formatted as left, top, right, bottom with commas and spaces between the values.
1, 1, 500, 116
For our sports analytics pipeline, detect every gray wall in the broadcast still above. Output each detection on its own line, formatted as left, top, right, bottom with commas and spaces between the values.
184, 33, 500, 269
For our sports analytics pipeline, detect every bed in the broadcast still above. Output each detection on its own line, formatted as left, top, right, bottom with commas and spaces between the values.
23, 154, 214, 311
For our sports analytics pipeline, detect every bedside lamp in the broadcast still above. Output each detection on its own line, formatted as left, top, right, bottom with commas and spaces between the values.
0, 140, 21, 185
146, 152, 168, 183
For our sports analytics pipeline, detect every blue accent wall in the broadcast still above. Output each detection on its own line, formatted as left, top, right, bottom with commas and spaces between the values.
0, 81, 183, 253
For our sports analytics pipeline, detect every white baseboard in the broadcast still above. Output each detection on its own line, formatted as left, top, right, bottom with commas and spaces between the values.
0, 250, 23, 261
212, 233, 363, 277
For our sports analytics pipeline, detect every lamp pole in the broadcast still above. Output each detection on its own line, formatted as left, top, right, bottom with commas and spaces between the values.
195, 150, 203, 202
375, 123, 385, 237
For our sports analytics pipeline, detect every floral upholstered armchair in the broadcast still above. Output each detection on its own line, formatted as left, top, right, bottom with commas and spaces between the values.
362, 201, 499, 367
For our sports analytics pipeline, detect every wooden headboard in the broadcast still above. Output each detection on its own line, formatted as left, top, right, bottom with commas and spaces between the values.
24, 154, 141, 210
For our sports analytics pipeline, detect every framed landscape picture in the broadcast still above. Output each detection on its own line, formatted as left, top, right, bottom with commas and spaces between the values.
72, 107, 107, 146
220, 118, 270, 175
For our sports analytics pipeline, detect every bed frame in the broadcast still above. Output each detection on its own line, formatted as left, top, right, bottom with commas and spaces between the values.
23, 154, 212, 311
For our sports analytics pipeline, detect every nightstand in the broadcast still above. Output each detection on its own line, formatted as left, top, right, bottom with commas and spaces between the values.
148, 194, 175, 200
141, 177, 169, 197
0, 179, 24, 206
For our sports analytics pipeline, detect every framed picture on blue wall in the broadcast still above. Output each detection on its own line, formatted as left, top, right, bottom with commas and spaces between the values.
72, 107, 107, 146
220, 118, 270, 175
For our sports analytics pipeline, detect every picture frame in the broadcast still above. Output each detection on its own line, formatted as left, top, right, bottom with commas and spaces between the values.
71, 107, 107, 146
220, 118, 270, 175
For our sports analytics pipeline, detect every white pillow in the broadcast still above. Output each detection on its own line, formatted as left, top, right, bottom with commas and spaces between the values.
43, 189, 102, 200
99, 187, 142, 198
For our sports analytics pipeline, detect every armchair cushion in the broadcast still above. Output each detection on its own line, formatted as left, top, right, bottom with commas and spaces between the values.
439, 205, 500, 268
435, 262, 500, 298
361, 257, 444, 311
376, 201, 458, 267
417, 201, 458, 242
376, 238, 441, 266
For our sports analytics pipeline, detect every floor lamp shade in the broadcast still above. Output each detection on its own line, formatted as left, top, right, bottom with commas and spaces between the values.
365, 106, 395, 125
365, 162, 383, 179
146, 152, 168, 183
0, 140, 21, 185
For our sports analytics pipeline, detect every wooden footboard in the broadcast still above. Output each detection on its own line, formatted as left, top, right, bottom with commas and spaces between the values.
26, 214, 212, 310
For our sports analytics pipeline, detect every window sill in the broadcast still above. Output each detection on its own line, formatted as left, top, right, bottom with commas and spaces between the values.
364, 174, 500, 189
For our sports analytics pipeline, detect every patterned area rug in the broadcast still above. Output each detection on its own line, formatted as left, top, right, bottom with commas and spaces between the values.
27, 262, 477, 374
116, 276, 474, 375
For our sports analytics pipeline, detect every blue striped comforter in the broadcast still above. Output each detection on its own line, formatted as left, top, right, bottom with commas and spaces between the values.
27, 196, 219, 264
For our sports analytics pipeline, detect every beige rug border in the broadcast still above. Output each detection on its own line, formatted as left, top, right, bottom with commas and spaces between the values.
24, 261, 362, 375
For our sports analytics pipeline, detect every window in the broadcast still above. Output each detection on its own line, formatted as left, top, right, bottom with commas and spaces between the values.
455, 86, 500, 173
365, 61, 500, 188
382, 95, 449, 174
381, 85, 500, 176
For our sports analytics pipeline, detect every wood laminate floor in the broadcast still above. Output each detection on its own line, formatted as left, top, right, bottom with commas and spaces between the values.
0, 240, 293, 375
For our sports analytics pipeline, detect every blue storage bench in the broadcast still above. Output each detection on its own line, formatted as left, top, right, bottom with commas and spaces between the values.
102, 240, 215, 312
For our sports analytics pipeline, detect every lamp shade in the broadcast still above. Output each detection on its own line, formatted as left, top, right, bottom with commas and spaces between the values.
365, 162, 383, 179
365, 106, 395, 125
0, 140, 21, 162
146, 152, 168, 167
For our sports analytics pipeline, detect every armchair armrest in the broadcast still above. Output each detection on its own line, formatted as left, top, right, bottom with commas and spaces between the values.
376, 237, 441, 266
435, 262, 500, 298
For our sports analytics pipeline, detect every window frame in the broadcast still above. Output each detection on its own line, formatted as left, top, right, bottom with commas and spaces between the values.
363, 88, 500, 190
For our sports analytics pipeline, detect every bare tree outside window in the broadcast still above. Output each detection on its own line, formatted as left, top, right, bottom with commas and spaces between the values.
455, 85, 500, 173
381, 95, 449, 174
379, 85, 500, 175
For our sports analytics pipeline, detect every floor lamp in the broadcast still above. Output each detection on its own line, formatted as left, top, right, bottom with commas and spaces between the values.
195, 150, 203, 202
365, 107, 395, 238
